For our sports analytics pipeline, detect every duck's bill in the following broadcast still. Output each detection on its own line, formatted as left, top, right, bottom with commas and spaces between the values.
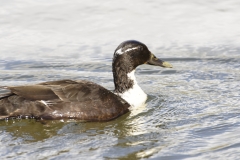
147, 53, 173, 68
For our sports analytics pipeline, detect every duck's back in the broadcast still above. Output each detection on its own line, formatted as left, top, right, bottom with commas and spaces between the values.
0, 80, 130, 121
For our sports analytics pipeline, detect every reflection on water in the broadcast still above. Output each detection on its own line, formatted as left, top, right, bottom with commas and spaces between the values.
1, 0, 240, 159
0, 119, 65, 142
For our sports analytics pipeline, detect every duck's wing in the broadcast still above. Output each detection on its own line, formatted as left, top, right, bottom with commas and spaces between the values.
2, 79, 120, 103
43, 79, 110, 102
0, 80, 76, 100
4, 85, 59, 100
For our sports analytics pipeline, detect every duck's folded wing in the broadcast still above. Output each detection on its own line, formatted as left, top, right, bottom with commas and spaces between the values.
39, 79, 114, 102
5, 80, 116, 103
6, 85, 59, 100
50, 81, 112, 102
3, 79, 78, 101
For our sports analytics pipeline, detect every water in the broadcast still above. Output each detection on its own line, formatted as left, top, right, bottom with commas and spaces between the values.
0, 0, 240, 159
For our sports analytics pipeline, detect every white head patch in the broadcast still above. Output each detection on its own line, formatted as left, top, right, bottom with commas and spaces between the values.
116, 47, 139, 55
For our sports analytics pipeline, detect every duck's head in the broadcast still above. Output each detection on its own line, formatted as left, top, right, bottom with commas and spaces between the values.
113, 40, 172, 70
112, 40, 173, 94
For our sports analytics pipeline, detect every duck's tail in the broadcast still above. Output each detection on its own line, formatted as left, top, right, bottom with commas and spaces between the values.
0, 86, 13, 100
0, 93, 14, 100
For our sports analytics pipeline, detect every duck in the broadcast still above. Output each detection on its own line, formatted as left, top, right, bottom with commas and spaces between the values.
0, 40, 172, 121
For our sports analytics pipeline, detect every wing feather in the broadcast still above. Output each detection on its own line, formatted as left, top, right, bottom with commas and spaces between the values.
1, 79, 108, 102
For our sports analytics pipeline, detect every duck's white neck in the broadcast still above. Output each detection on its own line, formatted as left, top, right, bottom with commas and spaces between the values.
115, 70, 147, 107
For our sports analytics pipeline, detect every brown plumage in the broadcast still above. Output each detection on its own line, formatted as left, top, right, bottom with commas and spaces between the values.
0, 80, 129, 121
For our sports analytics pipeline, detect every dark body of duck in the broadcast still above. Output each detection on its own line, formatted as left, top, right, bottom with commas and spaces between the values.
0, 40, 172, 121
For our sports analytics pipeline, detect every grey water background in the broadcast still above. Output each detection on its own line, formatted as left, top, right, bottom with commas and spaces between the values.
0, 0, 240, 159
